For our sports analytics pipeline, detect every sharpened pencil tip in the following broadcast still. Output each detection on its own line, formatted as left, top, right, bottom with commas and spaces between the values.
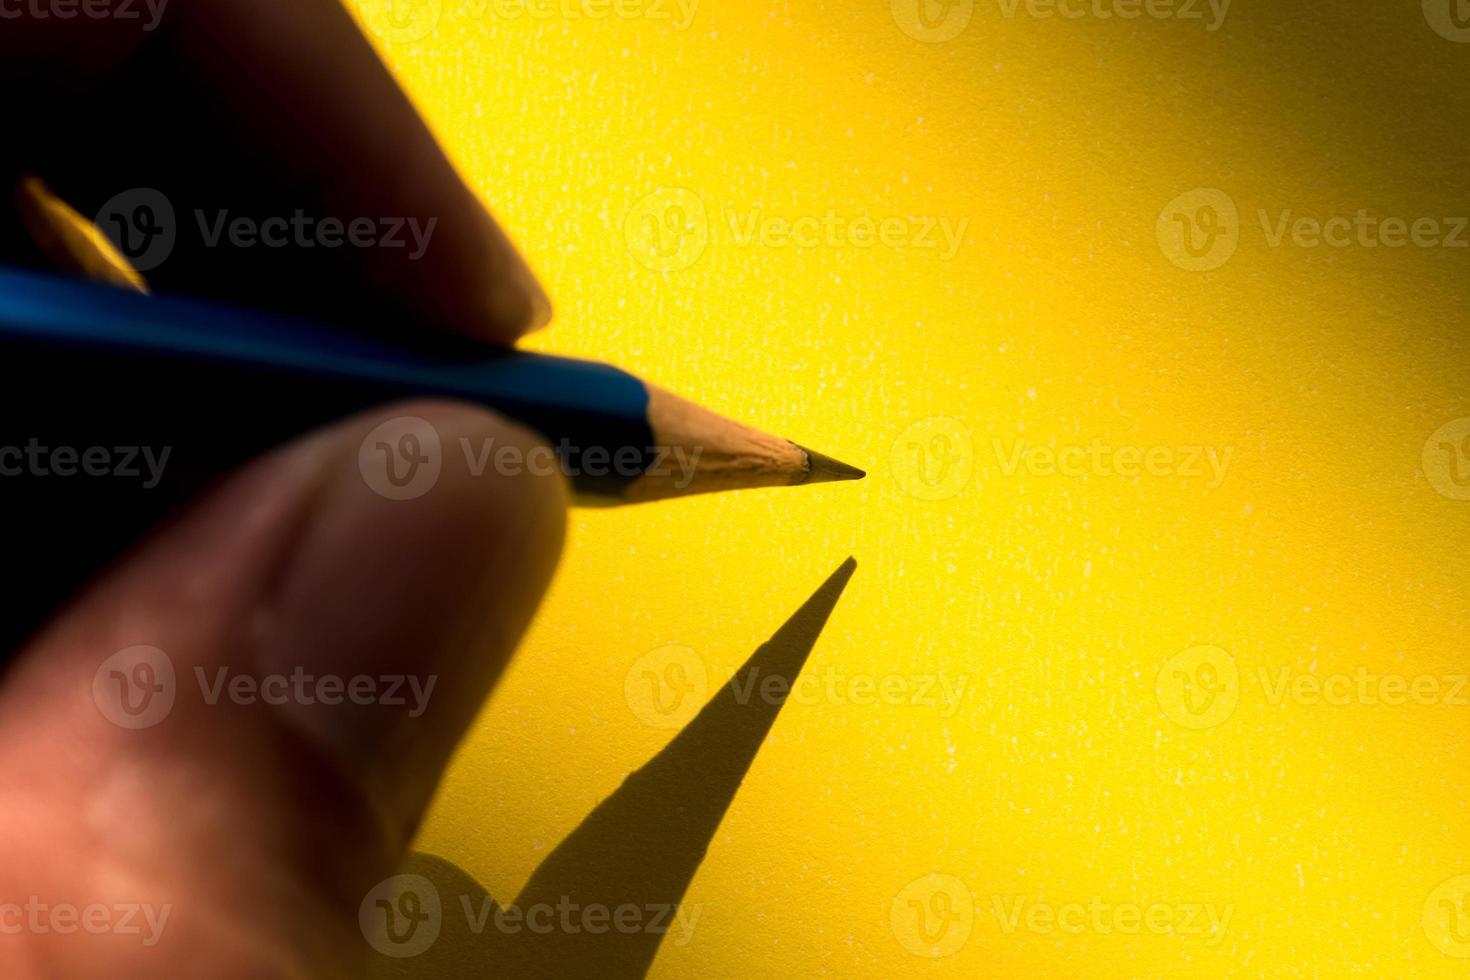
798, 446, 867, 484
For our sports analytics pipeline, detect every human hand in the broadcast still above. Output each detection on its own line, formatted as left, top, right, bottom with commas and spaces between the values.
0, 2, 567, 975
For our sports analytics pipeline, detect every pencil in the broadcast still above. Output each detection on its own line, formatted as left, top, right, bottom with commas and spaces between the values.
14, 177, 150, 295
0, 264, 864, 504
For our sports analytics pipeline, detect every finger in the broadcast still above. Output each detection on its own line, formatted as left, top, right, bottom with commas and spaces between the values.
0, 402, 566, 971
14, 0, 550, 344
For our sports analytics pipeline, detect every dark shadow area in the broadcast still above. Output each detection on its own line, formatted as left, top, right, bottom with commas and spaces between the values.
366, 852, 511, 980
368, 557, 857, 979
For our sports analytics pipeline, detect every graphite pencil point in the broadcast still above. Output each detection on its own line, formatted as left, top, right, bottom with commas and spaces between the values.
799, 447, 867, 484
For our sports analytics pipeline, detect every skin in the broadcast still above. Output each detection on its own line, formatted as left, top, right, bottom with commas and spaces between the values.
0, 1, 568, 974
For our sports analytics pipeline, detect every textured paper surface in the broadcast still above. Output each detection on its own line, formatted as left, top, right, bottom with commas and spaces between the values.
352, 0, 1470, 974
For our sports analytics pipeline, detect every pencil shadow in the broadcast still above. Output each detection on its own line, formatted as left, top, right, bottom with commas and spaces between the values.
367, 557, 857, 979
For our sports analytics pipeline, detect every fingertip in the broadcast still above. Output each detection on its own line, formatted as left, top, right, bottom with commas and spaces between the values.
410, 207, 553, 343
254, 400, 568, 826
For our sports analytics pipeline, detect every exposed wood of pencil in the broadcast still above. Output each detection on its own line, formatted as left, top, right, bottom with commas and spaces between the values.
624, 385, 865, 504
15, 176, 149, 293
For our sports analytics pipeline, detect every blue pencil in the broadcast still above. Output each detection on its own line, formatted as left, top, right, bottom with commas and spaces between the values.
0, 264, 863, 505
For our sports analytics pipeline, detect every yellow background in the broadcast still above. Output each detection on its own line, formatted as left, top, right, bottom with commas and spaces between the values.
354, 0, 1470, 974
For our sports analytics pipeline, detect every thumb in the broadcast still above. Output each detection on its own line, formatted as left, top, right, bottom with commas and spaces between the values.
0, 402, 566, 973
